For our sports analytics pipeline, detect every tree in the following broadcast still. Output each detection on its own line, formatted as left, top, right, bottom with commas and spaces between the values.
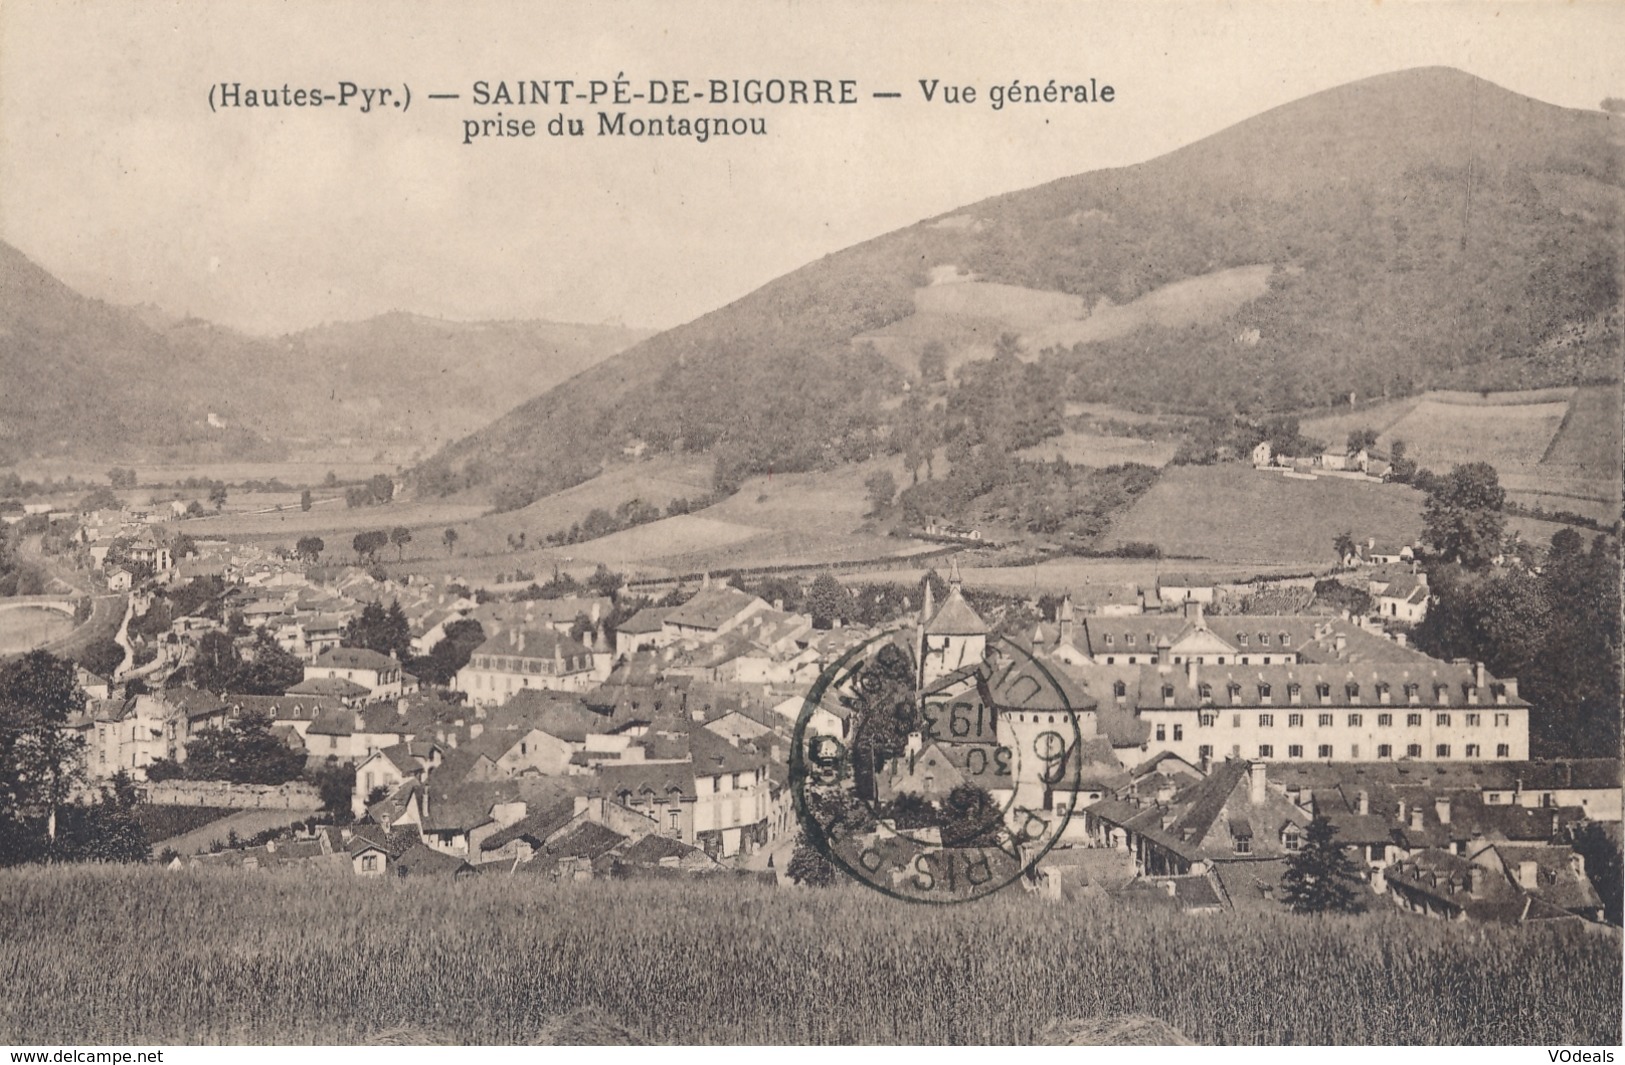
231, 636, 305, 696
786, 837, 838, 887
170, 533, 197, 559
864, 470, 897, 515
1571, 823, 1623, 926
845, 642, 921, 800
1422, 463, 1506, 570
181, 710, 305, 785
295, 536, 325, 562
408, 618, 486, 687
189, 630, 241, 694
73, 638, 125, 680
939, 783, 1001, 846
1346, 427, 1379, 454
208, 484, 228, 511
587, 563, 624, 599
299, 489, 313, 513
1333, 530, 1358, 566
807, 573, 849, 630
352, 529, 387, 563
1280, 815, 1364, 914
0, 651, 87, 859
313, 762, 356, 825
390, 526, 413, 561
443, 528, 459, 556
1388, 439, 1417, 483
343, 600, 411, 663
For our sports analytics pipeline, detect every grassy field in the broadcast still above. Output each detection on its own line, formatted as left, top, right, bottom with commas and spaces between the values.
152, 811, 314, 858
177, 499, 488, 544
1102, 464, 1426, 565
0, 606, 77, 654
851, 557, 1314, 595
4, 460, 401, 487
0, 866, 1616, 1045
1016, 432, 1179, 468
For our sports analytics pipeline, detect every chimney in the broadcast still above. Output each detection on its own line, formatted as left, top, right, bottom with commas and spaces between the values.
470, 722, 484, 739
1186, 659, 1199, 686
1474, 661, 1486, 688
1468, 866, 1485, 898
265, 839, 276, 854
1356, 789, 1369, 816
906, 731, 923, 756
397, 697, 408, 717
1434, 796, 1452, 825
1504, 678, 1518, 700
1395, 633, 1407, 648
1516, 860, 1539, 891
1334, 634, 1347, 655
1248, 761, 1267, 804
1409, 806, 1424, 831
1396, 798, 1407, 823
1058, 595, 1075, 645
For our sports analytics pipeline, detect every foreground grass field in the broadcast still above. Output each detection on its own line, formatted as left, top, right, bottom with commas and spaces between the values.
0, 867, 1618, 1045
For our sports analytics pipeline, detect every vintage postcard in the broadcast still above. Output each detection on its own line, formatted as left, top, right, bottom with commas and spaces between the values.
0, 0, 1620, 1051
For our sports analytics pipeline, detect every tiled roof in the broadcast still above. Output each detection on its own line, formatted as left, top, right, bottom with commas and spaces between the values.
313, 647, 401, 671
924, 588, 988, 636
664, 587, 765, 631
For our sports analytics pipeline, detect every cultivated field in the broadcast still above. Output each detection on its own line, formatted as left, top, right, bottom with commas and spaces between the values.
0, 867, 1616, 1045
3, 460, 400, 487
1102, 464, 1426, 565
1382, 398, 1571, 470
852, 557, 1313, 595
152, 811, 314, 859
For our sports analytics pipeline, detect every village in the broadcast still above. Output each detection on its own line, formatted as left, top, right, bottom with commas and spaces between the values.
12, 492, 1610, 931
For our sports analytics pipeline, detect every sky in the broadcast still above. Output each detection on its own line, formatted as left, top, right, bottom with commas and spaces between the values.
1, 0, 1621, 335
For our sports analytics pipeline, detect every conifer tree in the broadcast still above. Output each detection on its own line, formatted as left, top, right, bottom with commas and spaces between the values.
1281, 815, 1364, 914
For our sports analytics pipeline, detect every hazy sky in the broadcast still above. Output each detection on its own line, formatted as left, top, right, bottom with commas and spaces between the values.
1, 0, 1620, 335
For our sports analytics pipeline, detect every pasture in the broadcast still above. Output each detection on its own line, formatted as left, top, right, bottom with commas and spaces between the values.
1102, 464, 1426, 565
0, 866, 1616, 1045
0, 605, 76, 655
177, 499, 487, 544
1016, 431, 1178, 468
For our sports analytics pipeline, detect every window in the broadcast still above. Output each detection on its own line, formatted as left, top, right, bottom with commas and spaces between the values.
1407, 713, 1422, 727
1283, 827, 1302, 853
1259, 633, 1271, 646
1436, 713, 1451, 727
1236, 633, 1249, 647
1378, 744, 1392, 759
1124, 633, 1135, 645
329, 736, 337, 750
1376, 683, 1391, 704
1494, 713, 1509, 728
1161, 684, 1175, 702
1258, 744, 1273, 758
1350, 744, 1360, 758
1198, 744, 1213, 760
1103, 634, 1113, 646
1347, 713, 1362, 727
1465, 744, 1481, 758
1346, 683, 1361, 702
1197, 683, 1213, 702
1279, 634, 1290, 648
1317, 744, 1333, 759
668, 809, 681, 833
1405, 683, 1420, 703
1105, 657, 1115, 665
1156, 725, 1167, 742
1288, 713, 1303, 728
1318, 713, 1333, 727
1465, 713, 1480, 727
1173, 725, 1183, 742
1378, 713, 1392, 727
1259, 714, 1274, 728
1496, 743, 1510, 758
1287, 683, 1301, 704
1234, 837, 1251, 854
1435, 744, 1451, 758
1258, 683, 1273, 702
1199, 713, 1216, 727
1288, 744, 1303, 758
361, 855, 378, 872
731, 773, 741, 789
1406, 744, 1422, 758
1316, 683, 1332, 703
1232, 714, 1241, 728
1113, 680, 1127, 698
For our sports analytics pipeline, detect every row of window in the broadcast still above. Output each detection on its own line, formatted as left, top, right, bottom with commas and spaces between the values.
472, 655, 586, 674
1149, 680, 1506, 705
1191, 711, 1511, 728
1106, 656, 1285, 667
1102, 631, 1293, 648
1195, 742, 1512, 760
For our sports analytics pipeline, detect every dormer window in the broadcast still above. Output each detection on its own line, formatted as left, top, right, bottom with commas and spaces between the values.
1316, 683, 1332, 704
1405, 683, 1420, 704
1346, 682, 1360, 702
1258, 683, 1273, 703
1435, 684, 1450, 705
1288, 683, 1302, 704
1491, 683, 1507, 704
1198, 683, 1213, 702
1236, 633, 1249, 647
1259, 633, 1270, 646
1377, 682, 1391, 704
1161, 684, 1175, 705
1227, 682, 1242, 704
1124, 633, 1135, 646
1279, 634, 1290, 648
1113, 680, 1127, 699
1103, 634, 1113, 646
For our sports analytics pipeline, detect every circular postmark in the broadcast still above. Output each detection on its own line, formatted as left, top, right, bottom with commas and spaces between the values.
790, 627, 1083, 903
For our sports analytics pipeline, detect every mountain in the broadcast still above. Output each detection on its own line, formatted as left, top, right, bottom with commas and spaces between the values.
0, 243, 650, 464
415, 68, 1621, 509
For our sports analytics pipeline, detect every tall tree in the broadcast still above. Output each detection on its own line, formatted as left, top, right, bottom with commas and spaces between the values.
443, 527, 459, 556
0, 651, 87, 857
844, 642, 921, 800
1281, 815, 1365, 914
390, 526, 413, 560
1422, 462, 1506, 570
807, 573, 849, 630
864, 470, 897, 515
295, 536, 325, 562
182, 710, 304, 785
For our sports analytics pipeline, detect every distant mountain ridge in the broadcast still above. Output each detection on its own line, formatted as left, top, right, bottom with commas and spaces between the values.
0, 242, 651, 464
414, 67, 1621, 509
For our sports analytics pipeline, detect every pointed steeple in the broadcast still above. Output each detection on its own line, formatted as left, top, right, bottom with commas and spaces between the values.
949, 555, 964, 589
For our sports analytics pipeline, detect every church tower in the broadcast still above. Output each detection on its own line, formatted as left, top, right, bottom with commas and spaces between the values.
919, 559, 989, 688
